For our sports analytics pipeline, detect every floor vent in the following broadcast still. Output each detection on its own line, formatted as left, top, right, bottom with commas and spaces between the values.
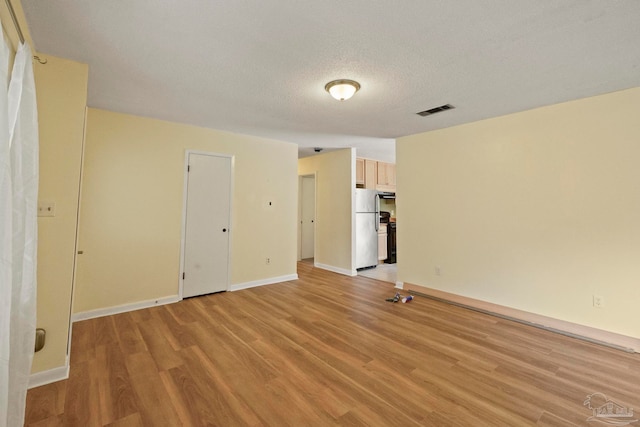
417, 104, 455, 117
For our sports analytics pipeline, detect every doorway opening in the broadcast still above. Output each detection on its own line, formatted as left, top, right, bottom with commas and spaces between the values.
299, 174, 316, 262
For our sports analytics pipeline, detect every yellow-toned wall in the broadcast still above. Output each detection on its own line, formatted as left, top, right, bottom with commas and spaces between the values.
32, 55, 88, 372
298, 149, 354, 273
379, 199, 396, 218
397, 87, 640, 339
0, 0, 34, 51
74, 108, 298, 313
1, 24, 16, 57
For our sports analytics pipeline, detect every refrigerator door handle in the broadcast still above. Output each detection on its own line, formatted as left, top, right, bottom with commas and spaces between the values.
375, 194, 380, 232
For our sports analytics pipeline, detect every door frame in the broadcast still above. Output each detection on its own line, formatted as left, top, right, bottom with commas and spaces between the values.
298, 172, 317, 261
179, 149, 234, 299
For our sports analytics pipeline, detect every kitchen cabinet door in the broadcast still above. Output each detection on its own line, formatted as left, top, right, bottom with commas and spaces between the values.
378, 224, 388, 261
386, 163, 396, 186
356, 158, 365, 186
364, 159, 377, 189
376, 162, 396, 192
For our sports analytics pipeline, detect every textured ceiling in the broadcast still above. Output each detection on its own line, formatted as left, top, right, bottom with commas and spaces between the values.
21, 1, 640, 162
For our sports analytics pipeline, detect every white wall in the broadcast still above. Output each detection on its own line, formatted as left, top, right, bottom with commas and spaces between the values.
298, 149, 355, 275
32, 55, 88, 373
397, 87, 640, 341
74, 108, 299, 313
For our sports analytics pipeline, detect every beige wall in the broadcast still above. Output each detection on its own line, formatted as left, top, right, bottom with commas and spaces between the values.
298, 149, 354, 274
33, 55, 88, 372
3, 0, 86, 377
0, 0, 34, 51
74, 108, 298, 313
379, 198, 396, 218
397, 87, 640, 339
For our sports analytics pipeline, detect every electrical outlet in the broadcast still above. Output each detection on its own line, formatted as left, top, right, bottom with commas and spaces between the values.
593, 295, 604, 308
266, 258, 271, 265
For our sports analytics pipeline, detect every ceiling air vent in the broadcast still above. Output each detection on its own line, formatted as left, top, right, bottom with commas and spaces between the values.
417, 104, 455, 117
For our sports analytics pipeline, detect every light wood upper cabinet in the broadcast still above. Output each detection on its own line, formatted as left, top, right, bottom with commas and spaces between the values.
364, 159, 377, 190
387, 163, 396, 186
356, 158, 365, 186
356, 158, 396, 192
376, 162, 396, 192
356, 158, 379, 190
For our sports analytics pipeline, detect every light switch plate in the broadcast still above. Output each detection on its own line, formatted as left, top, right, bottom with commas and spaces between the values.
38, 201, 56, 217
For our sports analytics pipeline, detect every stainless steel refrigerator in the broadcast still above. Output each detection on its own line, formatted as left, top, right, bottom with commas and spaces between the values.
355, 188, 379, 270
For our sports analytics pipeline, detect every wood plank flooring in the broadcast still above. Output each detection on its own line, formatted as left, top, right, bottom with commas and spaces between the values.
26, 262, 640, 426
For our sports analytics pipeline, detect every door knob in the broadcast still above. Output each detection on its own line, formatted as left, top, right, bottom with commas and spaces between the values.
222, 228, 227, 232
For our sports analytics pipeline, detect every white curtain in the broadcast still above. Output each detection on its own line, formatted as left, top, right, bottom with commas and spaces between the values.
1, 22, 13, 427
1, 21, 39, 427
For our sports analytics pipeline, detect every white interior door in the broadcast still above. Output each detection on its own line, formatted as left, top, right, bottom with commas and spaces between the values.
182, 152, 231, 298
300, 175, 315, 259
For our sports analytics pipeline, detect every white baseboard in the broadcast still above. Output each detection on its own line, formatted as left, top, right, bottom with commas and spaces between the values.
315, 262, 357, 277
405, 282, 640, 353
395, 281, 404, 289
230, 274, 299, 291
29, 360, 69, 389
72, 295, 181, 322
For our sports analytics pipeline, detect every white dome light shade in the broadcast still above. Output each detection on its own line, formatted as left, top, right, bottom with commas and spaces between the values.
325, 79, 361, 101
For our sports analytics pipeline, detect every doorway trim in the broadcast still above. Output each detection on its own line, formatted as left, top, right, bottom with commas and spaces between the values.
179, 149, 235, 299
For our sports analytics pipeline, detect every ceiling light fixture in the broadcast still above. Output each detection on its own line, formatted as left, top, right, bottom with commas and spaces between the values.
325, 79, 361, 101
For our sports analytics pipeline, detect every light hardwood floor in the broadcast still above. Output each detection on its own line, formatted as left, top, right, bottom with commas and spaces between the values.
26, 262, 640, 426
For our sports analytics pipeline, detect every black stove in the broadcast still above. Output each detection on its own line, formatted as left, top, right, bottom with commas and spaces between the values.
385, 222, 396, 264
